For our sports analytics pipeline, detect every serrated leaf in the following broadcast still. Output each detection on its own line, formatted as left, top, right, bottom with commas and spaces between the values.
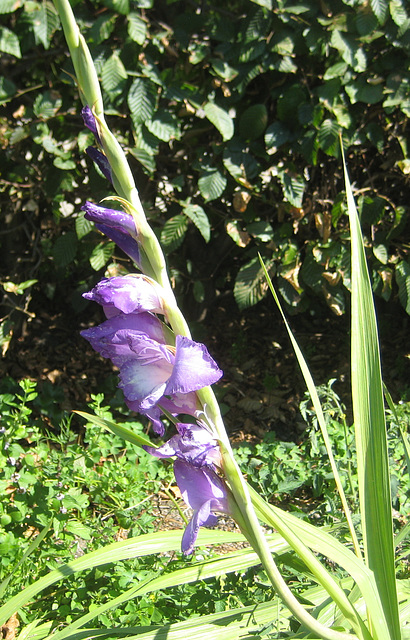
128, 77, 157, 126
204, 102, 234, 141
127, 12, 146, 44
129, 147, 156, 174
395, 260, 410, 314
89, 242, 115, 271
29, 1, 59, 50
239, 103, 268, 141
234, 257, 275, 310
279, 171, 305, 208
52, 232, 78, 268
146, 110, 180, 142
0, 0, 20, 14
370, 0, 388, 23
318, 118, 340, 154
389, 0, 408, 26
265, 121, 291, 153
75, 213, 94, 240
161, 215, 188, 253
89, 14, 116, 45
198, 169, 227, 201
0, 26, 21, 57
101, 52, 127, 98
183, 204, 211, 242
33, 91, 62, 119
223, 141, 259, 182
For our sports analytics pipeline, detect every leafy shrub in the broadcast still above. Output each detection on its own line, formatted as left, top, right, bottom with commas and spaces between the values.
1, 0, 409, 340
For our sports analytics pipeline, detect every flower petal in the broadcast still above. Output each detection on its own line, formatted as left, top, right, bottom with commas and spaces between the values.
86, 146, 112, 182
83, 275, 164, 317
165, 335, 223, 396
174, 460, 228, 512
181, 500, 217, 555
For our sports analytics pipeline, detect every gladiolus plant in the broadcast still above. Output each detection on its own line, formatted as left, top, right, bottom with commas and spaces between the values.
0, 2, 407, 640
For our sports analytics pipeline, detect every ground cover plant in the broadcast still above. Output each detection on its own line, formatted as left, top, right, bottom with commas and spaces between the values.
1, 1, 410, 639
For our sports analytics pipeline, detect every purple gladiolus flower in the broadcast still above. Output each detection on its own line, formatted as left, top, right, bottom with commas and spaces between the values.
145, 422, 222, 468
81, 201, 141, 266
86, 146, 112, 183
83, 275, 165, 318
174, 459, 230, 555
81, 304, 223, 434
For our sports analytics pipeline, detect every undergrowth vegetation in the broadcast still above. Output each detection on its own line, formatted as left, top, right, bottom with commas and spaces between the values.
1, 377, 409, 629
1, 0, 410, 354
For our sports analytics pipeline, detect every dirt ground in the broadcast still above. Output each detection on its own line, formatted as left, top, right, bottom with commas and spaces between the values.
1, 288, 409, 443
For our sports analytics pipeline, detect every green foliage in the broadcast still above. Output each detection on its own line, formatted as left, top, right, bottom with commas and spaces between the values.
1, 0, 409, 334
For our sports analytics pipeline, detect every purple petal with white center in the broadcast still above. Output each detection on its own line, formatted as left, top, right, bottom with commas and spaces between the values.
86, 147, 112, 182
165, 335, 223, 396
83, 276, 164, 318
80, 312, 166, 365
119, 337, 174, 409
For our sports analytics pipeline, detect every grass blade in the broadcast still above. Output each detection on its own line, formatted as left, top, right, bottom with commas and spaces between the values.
343, 154, 400, 639
258, 255, 361, 558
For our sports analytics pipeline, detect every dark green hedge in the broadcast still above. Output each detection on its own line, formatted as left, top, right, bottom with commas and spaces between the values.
1, 0, 409, 348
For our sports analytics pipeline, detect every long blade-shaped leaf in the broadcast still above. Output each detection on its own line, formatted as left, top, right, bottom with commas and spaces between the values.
344, 155, 400, 639
0, 530, 245, 626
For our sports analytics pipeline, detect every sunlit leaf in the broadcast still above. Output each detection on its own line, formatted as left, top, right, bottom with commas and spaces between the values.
0, 26, 21, 57
161, 215, 188, 253
204, 102, 234, 141
198, 169, 227, 202
183, 204, 211, 242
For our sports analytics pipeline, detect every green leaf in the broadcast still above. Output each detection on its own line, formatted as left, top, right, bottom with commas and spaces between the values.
0, 529, 248, 627
129, 147, 156, 175
279, 171, 305, 208
239, 103, 268, 140
370, 0, 388, 23
76, 411, 153, 449
0, 0, 21, 14
395, 260, 410, 314
127, 12, 146, 44
29, 1, 59, 50
234, 256, 275, 310
75, 213, 94, 240
204, 102, 234, 141
389, 0, 409, 27
249, 0, 272, 7
128, 77, 157, 127
101, 53, 127, 98
52, 232, 78, 268
198, 169, 227, 201
318, 119, 340, 155
183, 204, 211, 242
0, 76, 16, 104
146, 109, 180, 142
161, 215, 188, 253
53, 157, 76, 170
0, 26, 21, 57
89, 14, 116, 45
265, 121, 291, 153
65, 520, 92, 540
101, 0, 130, 14
89, 242, 115, 271
373, 244, 388, 264
344, 152, 400, 638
